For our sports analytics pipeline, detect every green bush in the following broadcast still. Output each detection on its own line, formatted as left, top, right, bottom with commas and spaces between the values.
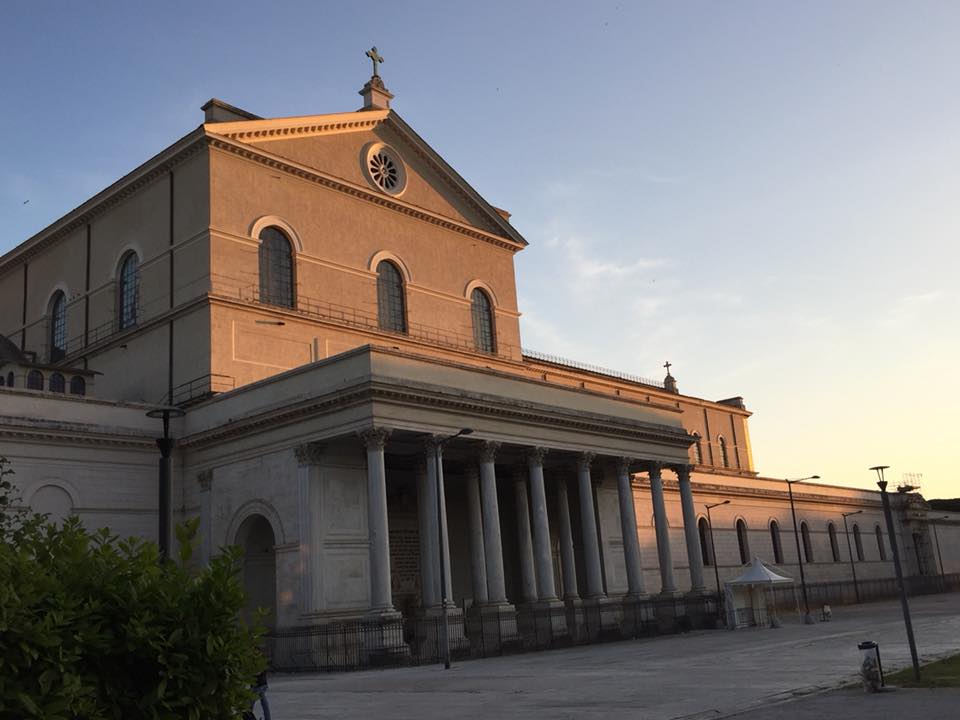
0, 457, 265, 719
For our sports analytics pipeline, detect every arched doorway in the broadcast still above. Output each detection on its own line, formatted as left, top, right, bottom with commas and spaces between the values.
235, 514, 277, 630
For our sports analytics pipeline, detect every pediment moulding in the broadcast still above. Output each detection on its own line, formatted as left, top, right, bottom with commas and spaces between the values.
208, 135, 522, 252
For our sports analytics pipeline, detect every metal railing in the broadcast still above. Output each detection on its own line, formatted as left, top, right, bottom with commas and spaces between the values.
227, 283, 517, 359
265, 595, 717, 673
522, 349, 665, 389
766, 572, 960, 612
166, 373, 235, 406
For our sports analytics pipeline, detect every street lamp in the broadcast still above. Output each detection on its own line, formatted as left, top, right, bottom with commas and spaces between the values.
873, 465, 920, 682
841, 510, 862, 602
705, 500, 730, 620
145, 405, 186, 560
931, 515, 949, 579
431, 427, 473, 669
785, 475, 819, 624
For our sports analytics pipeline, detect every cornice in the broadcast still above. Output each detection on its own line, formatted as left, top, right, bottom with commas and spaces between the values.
631, 475, 884, 509
178, 377, 693, 452
0, 421, 155, 450
206, 133, 525, 253
0, 129, 208, 272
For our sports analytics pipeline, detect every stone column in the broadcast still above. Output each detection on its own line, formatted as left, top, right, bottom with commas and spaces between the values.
465, 465, 489, 605
359, 427, 396, 614
555, 476, 580, 602
677, 465, 707, 593
649, 461, 677, 595
514, 472, 538, 603
425, 438, 454, 606
528, 447, 559, 602
415, 459, 439, 608
294, 443, 324, 614
197, 470, 213, 566
479, 441, 508, 605
577, 452, 606, 599
616, 457, 646, 597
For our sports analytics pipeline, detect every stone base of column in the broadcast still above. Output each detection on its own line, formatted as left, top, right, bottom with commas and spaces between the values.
620, 594, 655, 639
517, 599, 568, 648
580, 596, 620, 642
360, 611, 410, 668
465, 602, 519, 655
652, 592, 691, 634
413, 606, 468, 661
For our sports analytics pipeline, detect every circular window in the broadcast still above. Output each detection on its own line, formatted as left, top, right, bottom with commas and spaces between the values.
362, 143, 406, 196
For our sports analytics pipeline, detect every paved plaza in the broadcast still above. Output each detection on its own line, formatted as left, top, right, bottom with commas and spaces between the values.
267, 593, 960, 719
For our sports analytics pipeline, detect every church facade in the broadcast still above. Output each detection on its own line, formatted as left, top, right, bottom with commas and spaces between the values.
1, 63, 957, 665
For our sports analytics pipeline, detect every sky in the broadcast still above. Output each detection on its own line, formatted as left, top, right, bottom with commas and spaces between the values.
1, 1, 958, 498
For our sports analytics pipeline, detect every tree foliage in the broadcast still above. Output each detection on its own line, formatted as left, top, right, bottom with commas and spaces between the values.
0, 457, 264, 719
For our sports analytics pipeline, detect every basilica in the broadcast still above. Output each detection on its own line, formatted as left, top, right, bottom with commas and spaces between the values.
1, 56, 956, 668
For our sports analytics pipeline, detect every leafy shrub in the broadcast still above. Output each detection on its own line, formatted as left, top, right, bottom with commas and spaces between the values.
0, 457, 264, 719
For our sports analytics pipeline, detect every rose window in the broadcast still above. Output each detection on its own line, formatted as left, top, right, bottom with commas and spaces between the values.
362, 143, 406, 195
369, 152, 399, 191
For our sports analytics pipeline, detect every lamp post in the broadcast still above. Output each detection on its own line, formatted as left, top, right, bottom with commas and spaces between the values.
145, 405, 186, 560
432, 427, 473, 669
705, 500, 730, 620
873, 465, 920, 682
841, 510, 862, 603
786, 475, 819, 624
931, 515, 949, 579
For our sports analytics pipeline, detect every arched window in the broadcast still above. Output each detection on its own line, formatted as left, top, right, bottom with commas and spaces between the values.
5, 372, 12, 387
49, 291, 67, 362
876, 525, 887, 561
770, 520, 784, 564
698, 517, 712, 566
471, 288, 495, 353
692, 432, 703, 465
853, 524, 864, 561
801, 521, 814, 563
828, 523, 840, 562
376, 260, 407, 333
118, 252, 139, 330
718, 436, 729, 468
70, 376, 86, 396
49, 373, 65, 393
258, 227, 295, 308
736, 519, 750, 564
27, 370, 44, 391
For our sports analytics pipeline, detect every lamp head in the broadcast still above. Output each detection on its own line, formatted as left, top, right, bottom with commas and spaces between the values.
457, 428, 474, 438
721, 500, 730, 505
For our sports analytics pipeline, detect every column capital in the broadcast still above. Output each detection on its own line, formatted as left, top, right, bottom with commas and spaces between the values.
616, 456, 635, 475
647, 460, 663, 478
526, 446, 549, 466
673, 464, 694, 481
197, 469, 213, 491
478, 440, 501, 463
294, 441, 325, 466
577, 451, 596, 471
358, 427, 391, 451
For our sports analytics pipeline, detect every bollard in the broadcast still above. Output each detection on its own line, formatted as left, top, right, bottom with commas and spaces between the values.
858, 641, 885, 692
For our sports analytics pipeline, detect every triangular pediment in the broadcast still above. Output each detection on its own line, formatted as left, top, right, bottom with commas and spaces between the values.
205, 109, 526, 248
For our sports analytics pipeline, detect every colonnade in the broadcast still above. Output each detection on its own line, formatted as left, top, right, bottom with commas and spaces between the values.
358, 428, 707, 617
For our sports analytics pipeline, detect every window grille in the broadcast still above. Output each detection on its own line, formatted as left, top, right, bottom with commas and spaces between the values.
471, 288, 495, 353
258, 227, 295, 308
376, 261, 407, 333
118, 253, 139, 330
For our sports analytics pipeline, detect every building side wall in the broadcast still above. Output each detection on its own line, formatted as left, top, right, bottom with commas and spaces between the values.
206, 146, 523, 387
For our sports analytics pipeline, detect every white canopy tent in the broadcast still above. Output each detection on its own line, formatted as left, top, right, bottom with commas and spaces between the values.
724, 556, 797, 629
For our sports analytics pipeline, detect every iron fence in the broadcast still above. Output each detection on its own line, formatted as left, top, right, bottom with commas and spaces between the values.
767, 572, 960, 613
265, 595, 717, 673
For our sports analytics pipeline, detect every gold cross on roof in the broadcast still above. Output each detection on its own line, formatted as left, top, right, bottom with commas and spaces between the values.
366, 46, 384, 77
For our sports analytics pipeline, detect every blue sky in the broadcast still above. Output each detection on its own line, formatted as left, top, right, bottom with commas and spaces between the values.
2, 1, 958, 497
